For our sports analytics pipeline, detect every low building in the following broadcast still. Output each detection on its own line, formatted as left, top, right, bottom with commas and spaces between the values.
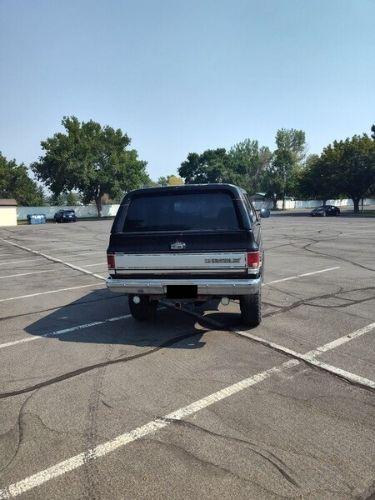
249, 192, 273, 209
0, 199, 17, 226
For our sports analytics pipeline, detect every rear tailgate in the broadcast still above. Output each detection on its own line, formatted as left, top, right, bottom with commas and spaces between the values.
108, 230, 257, 277
113, 251, 246, 275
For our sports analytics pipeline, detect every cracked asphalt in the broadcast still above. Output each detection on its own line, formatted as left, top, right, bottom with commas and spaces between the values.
0, 216, 374, 499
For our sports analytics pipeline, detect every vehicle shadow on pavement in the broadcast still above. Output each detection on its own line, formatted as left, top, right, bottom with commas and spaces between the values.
192, 310, 242, 330
24, 289, 210, 350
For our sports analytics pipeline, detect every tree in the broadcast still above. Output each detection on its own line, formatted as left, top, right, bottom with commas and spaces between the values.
157, 175, 184, 186
32, 116, 149, 217
228, 139, 272, 194
47, 191, 81, 206
48, 193, 66, 206
179, 141, 271, 193
270, 129, 306, 209
260, 164, 284, 209
179, 148, 230, 184
319, 134, 375, 213
66, 191, 81, 205
142, 177, 159, 188
297, 154, 341, 204
371, 124, 375, 140
157, 176, 168, 186
0, 152, 44, 205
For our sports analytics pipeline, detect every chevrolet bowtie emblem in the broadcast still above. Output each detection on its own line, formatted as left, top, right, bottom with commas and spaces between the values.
170, 241, 186, 250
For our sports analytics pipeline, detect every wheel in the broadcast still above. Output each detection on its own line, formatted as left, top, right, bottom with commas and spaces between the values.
240, 291, 262, 327
128, 295, 158, 321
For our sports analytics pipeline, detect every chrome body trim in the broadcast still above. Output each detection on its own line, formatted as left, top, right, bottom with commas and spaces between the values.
106, 277, 261, 296
112, 252, 247, 270
110, 268, 248, 275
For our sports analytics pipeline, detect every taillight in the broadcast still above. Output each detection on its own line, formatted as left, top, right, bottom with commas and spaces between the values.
247, 251, 260, 269
107, 253, 115, 270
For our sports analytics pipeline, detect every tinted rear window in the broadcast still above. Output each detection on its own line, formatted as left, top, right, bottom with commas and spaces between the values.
123, 192, 239, 232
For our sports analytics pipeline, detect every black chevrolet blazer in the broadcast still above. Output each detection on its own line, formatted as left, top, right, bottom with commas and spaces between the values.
106, 183, 266, 326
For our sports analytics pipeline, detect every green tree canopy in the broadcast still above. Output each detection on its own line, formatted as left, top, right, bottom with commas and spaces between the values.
271, 129, 306, 208
260, 164, 284, 209
31, 116, 149, 216
259, 129, 306, 208
228, 139, 272, 194
0, 152, 44, 206
318, 134, 375, 213
297, 154, 343, 203
157, 175, 184, 186
179, 142, 271, 194
65, 191, 81, 205
178, 148, 230, 184
47, 191, 81, 206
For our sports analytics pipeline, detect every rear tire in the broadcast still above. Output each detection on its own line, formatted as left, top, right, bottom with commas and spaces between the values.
240, 291, 262, 327
128, 295, 158, 321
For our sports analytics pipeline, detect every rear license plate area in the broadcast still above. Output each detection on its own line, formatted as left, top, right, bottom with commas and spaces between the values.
166, 285, 197, 299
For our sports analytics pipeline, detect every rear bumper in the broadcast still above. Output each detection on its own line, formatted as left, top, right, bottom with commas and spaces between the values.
106, 276, 261, 296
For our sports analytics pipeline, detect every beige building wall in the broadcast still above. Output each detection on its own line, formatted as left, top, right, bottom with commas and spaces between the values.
0, 206, 17, 226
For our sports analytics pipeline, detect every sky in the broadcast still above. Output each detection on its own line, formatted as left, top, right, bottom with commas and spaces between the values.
0, 0, 374, 180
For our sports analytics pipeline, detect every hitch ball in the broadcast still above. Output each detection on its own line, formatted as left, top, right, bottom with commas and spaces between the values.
133, 296, 141, 304
221, 297, 230, 306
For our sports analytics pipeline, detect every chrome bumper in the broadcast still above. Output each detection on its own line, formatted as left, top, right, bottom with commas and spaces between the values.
106, 277, 261, 296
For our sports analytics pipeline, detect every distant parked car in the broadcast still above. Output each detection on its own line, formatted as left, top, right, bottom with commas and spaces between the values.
54, 209, 77, 223
310, 205, 340, 217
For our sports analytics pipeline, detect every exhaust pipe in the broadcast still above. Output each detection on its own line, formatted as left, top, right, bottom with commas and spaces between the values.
175, 302, 182, 309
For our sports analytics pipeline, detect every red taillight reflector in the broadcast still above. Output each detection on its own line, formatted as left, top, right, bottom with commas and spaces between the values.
247, 251, 260, 268
107, 254, 115, 269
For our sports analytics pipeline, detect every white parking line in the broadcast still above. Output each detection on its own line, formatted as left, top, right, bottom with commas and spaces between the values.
85, 262, 106, 267
305, 322, 375, 357
0, 270, 54, 280
0, 283, 103, 303
264, 266, 340, 285
0, 258, 44, 267
0, 238, 106, 281
233, 324, 375, 389
1, 321, 374, 498
0, 360, 300, 499
0, 314, 132, 351
183, 300, 375, 390
53, 251, 105, 258
299, 356, 375, 389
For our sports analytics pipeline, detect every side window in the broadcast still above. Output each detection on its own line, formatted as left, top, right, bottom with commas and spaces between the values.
243, 194, 257, 222
249, 199, 259, 222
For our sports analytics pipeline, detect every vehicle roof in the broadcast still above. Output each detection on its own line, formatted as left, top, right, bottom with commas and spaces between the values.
313, 205, 335, 208
123, 183, 246, 202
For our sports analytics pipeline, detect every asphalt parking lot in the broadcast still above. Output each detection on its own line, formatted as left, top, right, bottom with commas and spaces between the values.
0, 217, 374, 500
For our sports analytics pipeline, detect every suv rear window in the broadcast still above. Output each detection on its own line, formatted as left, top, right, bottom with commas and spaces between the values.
123, 192, 239, 232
